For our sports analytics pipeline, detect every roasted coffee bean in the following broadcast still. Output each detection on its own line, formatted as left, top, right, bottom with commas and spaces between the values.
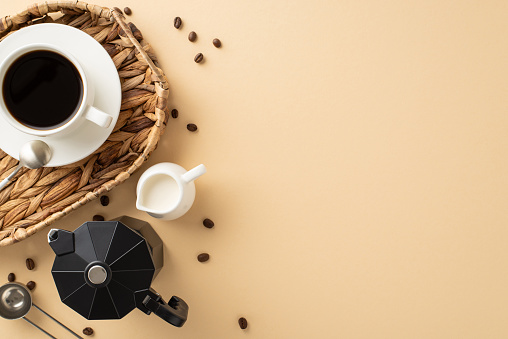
197, 253, 209, 262
187, 123, 198, 132
7, 273, 15, 282
83, 327, 94, 336
171, 109, 179, 119
26, 258, 35, 270
100, 195, 110, 206
213, 38, 222, 48
194, 53, 204, 63
238, 317, 248, 329
174, 17, 182, 29
93, 215, 105, 221
123, 7, 132, 15
26, 281, 36, 290
203, 218, 214, 229
188, 31, 197, 42
113, 7, 122, 14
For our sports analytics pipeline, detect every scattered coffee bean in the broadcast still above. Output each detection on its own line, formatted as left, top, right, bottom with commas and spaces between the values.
197, 253, 210, 262
26, 281, 36, 290
188, 31, 197, 42
194, 53, 204, 63
213, 38, 222, 48
26, 258, 35, 270
100, 195, 109, 206
7, 273, 15, 282
83, 327, 94, 336
93, 215, 105, 221
203, 218, 214, 229
174, 17, 182, 29
187, 123, 198, 132
113, 7, 122, 14
238, 317, 248, 329
123, 7, 132, 15
171, 109, 179, 119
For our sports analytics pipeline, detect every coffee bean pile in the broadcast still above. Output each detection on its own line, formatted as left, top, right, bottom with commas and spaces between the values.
169, 17, 223, 132
197, 219, 214, 262
6, 258, 38, 291
169, 15, 247, 332
172, 16, 222, 62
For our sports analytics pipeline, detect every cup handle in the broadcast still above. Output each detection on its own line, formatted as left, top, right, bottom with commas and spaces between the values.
84, 106, 112, 128
181, 164, 206, 183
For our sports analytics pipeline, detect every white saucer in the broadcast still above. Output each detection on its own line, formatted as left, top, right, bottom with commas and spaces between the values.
0, 24, 121, 166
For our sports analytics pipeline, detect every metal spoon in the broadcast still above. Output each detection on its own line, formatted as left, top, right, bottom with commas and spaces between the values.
0, 283, 54, 338
0, 140, 51, 191
0, 283, 83, 339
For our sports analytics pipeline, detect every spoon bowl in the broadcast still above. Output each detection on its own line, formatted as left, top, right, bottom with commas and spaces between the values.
0, 140, 52, 191
19, 140, 52, 169
0, 283, 32, 320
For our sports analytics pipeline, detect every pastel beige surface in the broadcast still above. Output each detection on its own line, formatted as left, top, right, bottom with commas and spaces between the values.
0, 1, 507, 338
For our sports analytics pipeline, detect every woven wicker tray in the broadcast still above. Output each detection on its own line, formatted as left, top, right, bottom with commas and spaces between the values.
0, 2, 169, 246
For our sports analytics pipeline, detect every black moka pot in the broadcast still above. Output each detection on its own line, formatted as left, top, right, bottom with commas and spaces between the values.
47, 216, 188, 327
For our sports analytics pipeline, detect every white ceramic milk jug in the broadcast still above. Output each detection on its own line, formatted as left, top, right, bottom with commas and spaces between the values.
136, 163, 206, 220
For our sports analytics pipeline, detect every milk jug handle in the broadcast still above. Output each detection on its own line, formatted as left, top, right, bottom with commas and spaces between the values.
181, 164, 206, 183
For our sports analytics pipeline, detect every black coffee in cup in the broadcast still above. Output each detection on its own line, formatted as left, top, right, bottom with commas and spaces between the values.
2, 50, 83, 130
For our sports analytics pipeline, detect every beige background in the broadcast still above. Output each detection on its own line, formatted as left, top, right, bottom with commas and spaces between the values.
0, 0, 507, 338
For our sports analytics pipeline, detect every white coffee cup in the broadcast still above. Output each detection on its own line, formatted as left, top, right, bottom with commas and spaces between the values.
136, 163, 207, 220
0, 43, 112, 137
